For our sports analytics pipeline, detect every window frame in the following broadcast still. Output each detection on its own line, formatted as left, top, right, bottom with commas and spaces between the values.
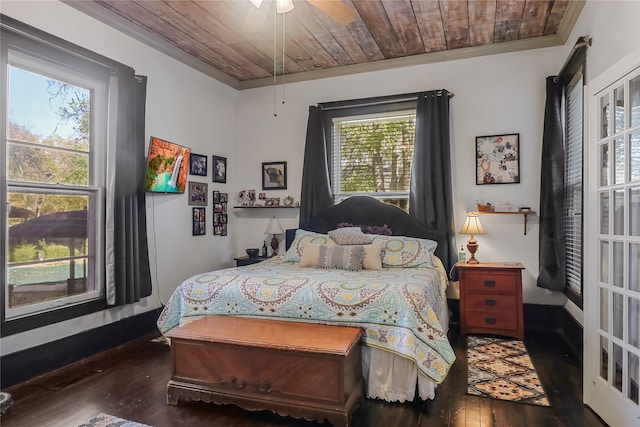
323, 99, 417, 208
1, 17, 113, 335
559, 42, 587, 308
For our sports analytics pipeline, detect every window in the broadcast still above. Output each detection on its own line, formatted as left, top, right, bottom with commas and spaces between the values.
327, 101, 417, 211
2, 19, 112, 331
560, 43, 586, 307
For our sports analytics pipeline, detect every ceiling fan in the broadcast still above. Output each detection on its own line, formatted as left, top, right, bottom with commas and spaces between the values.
243, 0, 358, 32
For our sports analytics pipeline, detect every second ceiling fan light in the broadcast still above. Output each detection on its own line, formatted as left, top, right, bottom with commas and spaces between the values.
249, 0, 295, 14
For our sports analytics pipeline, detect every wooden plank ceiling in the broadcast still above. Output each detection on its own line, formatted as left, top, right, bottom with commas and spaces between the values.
78, 0, 578, 89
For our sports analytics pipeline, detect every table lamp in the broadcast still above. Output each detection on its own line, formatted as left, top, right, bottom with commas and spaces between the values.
459, 213, 486, 264
265, 217, 284, 256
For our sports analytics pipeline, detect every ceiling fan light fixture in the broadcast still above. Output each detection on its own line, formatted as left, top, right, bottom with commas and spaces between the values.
276, 0, 294, 14
249, 0, 263, 8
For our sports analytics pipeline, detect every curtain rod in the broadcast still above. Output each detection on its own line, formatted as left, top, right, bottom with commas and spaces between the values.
319, 89, 454, 111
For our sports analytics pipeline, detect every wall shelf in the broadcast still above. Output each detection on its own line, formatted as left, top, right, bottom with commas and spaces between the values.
468, 211, 536, 235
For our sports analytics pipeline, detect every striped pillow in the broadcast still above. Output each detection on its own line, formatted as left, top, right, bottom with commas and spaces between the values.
315, 245, 365, 271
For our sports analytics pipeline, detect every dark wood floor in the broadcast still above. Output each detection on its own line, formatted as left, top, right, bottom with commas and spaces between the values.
2, 327, 606, 427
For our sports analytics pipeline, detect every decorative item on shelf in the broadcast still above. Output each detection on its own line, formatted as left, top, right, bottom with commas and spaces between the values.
459, 213, 486, 264
264, 217, 284, 256
477, 202, 492, 212
283, 195, 295, 207
246, 248, 259, 258
494, 201, 518, 212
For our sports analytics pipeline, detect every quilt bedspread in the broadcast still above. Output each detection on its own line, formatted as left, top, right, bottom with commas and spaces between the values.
157, 257, 455, 384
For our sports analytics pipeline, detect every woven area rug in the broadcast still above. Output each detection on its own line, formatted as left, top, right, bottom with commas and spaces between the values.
77, 413, 152, 427
467, 336, 550, 406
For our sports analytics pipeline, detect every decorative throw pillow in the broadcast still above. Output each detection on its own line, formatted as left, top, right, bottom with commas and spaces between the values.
328, 227, 373, 245
371, 235, 437, 268
299, 243, 322, 267
315, 245, 365, 271
361, 242, 384, 271
283, 229, 336, 263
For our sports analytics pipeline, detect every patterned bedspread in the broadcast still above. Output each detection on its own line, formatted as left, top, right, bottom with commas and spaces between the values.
157, 256, 455, 384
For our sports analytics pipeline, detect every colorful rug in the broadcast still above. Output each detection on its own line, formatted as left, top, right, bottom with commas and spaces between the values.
77, 413, 152, 427
467, 336, 550, 406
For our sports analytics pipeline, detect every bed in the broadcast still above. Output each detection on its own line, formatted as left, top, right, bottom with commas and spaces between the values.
157, 196, 455, 402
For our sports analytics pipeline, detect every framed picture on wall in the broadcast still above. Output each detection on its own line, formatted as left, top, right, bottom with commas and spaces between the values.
262, 161, 287, 190
192, 207, 205, 236
188, 181, 208, 206
475, 133, 520, 185
189, 153, 207, 176
212, 155, 227, 183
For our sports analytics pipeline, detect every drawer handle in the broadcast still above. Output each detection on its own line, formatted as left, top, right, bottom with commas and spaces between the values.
485, 317, 497, 325
484, 280, 496, 287
484, 299, 497, 306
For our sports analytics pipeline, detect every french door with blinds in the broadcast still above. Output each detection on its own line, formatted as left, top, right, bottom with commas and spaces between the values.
585, 58, 640, 426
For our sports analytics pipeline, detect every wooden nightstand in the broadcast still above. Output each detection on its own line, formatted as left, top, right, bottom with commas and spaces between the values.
234, 256, 268, 267
457, 262, 525, 340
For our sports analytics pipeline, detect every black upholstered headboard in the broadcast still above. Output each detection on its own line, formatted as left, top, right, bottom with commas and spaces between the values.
286, 196, 448, 264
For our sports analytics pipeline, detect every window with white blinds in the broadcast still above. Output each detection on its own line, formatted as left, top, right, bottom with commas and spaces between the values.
331, 111, 415, 211
565, 71, 584, 296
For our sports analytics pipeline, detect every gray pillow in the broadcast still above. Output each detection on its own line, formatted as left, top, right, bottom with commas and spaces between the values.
328, 227, 372, 245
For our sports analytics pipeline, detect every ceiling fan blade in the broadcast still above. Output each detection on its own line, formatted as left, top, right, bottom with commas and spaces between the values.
306, 0, 358, 26
242, 2, 270, 32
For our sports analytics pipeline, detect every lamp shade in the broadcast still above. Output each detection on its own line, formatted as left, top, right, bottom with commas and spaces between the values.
459, 214, 486, 235
264, 217, 284, 235
276, 0, 294, 13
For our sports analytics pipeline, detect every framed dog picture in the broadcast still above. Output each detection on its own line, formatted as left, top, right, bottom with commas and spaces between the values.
262, 161, 287, 190
212, 155, 227, 183
189, 153, 207, 176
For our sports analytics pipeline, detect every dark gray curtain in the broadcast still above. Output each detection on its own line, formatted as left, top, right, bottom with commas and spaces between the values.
300, 105, 332, 229
110, 71, 152, 305
409, 90, 457, 273
537, 76, 566, 291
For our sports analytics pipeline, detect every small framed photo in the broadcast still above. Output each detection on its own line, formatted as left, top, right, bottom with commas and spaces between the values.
220, 193, 228, 203
213, 190, 220, 204
476, 133, 520, 185
212, 155, 227, 183
214, 204, 222, 213
221, 224, 228, 236
189, 153, 207, 176
192, 207, 205, 236
262, 161, 287, 190
188, 181, 208, 206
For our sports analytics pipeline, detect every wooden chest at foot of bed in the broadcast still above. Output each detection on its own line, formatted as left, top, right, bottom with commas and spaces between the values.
166, 315, 363, 427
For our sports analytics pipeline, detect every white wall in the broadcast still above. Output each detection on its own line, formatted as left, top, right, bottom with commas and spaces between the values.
0, 1, 238, 355
235, 47, 567, 306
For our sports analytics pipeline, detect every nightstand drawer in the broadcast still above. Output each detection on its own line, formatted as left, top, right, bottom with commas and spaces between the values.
465, 309, 517, 330
463, 293, 517, 312
461, 271, 519, 294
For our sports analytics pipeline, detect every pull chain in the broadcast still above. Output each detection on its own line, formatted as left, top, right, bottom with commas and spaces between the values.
273, 4, 277, 117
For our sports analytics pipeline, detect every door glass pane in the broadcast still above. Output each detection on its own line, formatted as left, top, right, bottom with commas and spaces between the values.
631, 74, 640, 127
613, 292, 624, 339
614, 85, 625, 134
614, 137, 625, 185
630, 297, 639, 349
629, 352, 639, 404
614, 190, 625, 235
631, 243, 640, 292
601, 287, 609, 332
613, 242, 624, 288
614, 343, 623, 392
631, 132, 640, 182
601, 143, 610, 187
600, 192, 610, 234
600, 336, 609, 381
601, 93, 610, 138
631, 188, 640, 236
601, 241, 610, 283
